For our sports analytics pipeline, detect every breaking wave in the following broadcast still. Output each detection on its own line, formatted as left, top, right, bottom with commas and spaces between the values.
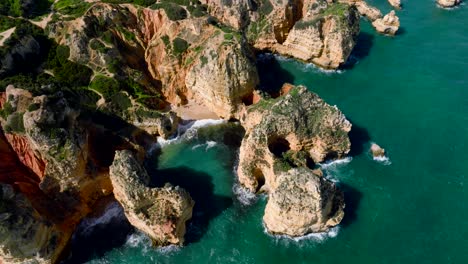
150, 119, 226, 151
373, 155, 392, 165
74, 202, 125, 237
265, 225, 340, 244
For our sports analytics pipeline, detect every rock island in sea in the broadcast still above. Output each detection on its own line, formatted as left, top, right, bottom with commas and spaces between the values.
0, 0, 397, 262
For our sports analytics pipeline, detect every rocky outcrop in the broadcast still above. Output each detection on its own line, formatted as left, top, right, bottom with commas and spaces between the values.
370, 143, 385, 158
0, 183, 70, 264
247, 1, 360, 69
437, 0, 461, 8
48, 3, 259, 119
372, 10, 400, 35
109, 150, 194, 246
388, 0, 402, 9
263, 168, 344, 236
237, 85, 351, 193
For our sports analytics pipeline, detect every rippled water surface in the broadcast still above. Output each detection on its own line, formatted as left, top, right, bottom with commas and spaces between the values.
80, 1, 468, 263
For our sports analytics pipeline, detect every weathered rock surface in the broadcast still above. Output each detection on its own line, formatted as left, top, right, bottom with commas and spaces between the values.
388, 0, 402, 9
237, 85, 351, 193
247, 1, 360, 69
263, 168, 345, 236
48, 3, 258, 118
339, 0, 382, 21
437, 0, 461, 8
370, 143, 385, 158
0, 183, 70, 264
109, 150, 194, 246
372, 10, 400, 35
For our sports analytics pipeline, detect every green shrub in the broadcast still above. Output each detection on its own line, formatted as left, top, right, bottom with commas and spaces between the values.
6, 112, 25, 133
172, 37, 188, 56
27, 103, 40, 112
0, 101, 14, 119
89, 75, 120, 99
54, 0, 91, 18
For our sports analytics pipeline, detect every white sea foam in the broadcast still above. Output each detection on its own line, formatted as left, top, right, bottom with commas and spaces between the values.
125, 232, 152, 249
151, 119, 226, 151
265, 225, 340, 244
319, 157, 353, 170
75, 202, 125, 237
373, 155, 392, 165
233, 183, 257, 206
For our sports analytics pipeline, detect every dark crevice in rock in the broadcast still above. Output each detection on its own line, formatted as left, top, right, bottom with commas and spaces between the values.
268, 136, 291, 158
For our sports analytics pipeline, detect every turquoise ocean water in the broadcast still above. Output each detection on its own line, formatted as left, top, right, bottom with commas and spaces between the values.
75, 1, 468, 263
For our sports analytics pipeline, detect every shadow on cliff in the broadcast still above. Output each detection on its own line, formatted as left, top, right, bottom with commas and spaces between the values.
348, 120, 371, 157
149, 166, 233, 245
341, 32, 374, 70
338, 183, 363, 228
256, 53, 295, 94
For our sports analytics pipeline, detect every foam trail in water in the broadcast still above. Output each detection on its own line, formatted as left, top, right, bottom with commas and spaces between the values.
150, 119, 226, 151
373, 156, 392, 165
319, 157, 353, 170
265, 225, 340, 244
75, 202, 125, 237
231, 149, 258, 206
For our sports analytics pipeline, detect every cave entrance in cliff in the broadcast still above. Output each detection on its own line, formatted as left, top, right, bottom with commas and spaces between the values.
252, 167, 265, 193
268, 136, 291, 158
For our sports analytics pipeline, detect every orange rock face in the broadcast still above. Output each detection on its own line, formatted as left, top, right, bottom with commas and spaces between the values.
4, 133, 46, 179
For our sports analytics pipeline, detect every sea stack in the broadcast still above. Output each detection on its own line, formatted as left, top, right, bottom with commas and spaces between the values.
372, 10, 400, 36
263, 168, 345, 236
109, 150, 194, 246
370, 143, 386, 159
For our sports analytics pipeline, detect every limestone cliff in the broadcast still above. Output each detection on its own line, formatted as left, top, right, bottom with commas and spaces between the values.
48, 3, 258, 118
109, 150, 194, 246
0, 183, 70, 264
263, 168, 344, 236
244, 1, 360, 69
237, 84, 351, 193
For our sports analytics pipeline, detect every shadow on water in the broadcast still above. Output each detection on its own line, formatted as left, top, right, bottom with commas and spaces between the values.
338, 183, 363, 228
396, 27, 407, 36
149, 166, 233, 245
341, 32, 375, 70
62, 201, 134, 264
348, 121, 371, 157
256, 54, 295, 93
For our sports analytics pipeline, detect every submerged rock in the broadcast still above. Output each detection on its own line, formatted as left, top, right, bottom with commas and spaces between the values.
263, 168, 344, 236
437, 0, 461, 8
370, 143, 386, 158
109, 150, 194, 246
372, 10, 400, 35
237, 85, 351, 193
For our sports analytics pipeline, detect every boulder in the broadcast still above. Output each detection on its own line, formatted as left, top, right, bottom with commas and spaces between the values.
109, 150, 194, 246
388, 0, 402, 9
372, 10, 400, 35
263, 168, 345, 236
437, 0, 461, 8
370, 143, 385, 158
